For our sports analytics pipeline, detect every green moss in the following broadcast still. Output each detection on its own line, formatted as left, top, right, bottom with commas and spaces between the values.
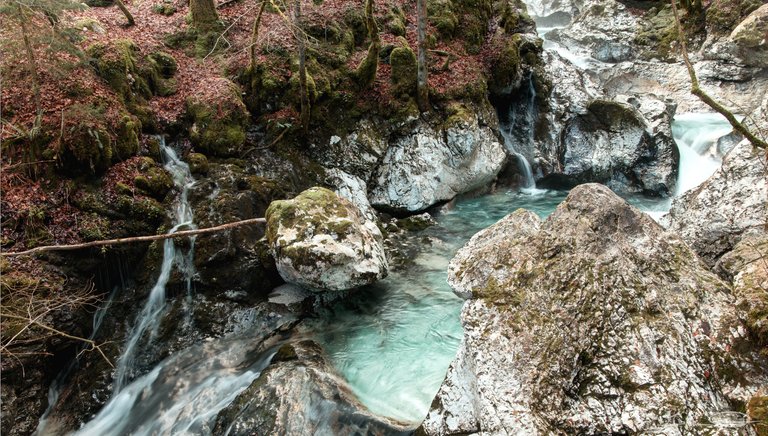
489, 37, 521, 95
187, 79, 250, 157
152, 2, 177, 15
386, 6, 407, 36
134, 166, 173, 199
429, 0, 459, 39
240, 61, 290, 115
706, 0, 763, 34
114, 115, 141, 161
78, 213, 111, 241
265, 187, 351, 247
88, 39, 152, 102
390, 46, 417, 98
117, 195, 167, 222
499, 0, 534, 34
187, 152, 209, 175
748, 395, 768, 436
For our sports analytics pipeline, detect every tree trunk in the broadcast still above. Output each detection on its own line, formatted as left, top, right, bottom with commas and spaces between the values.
115, 0, 136, 26
18, 7, 42, 135
416, 0, 429, 111
670, 0, 766, 149
190, 0, 219, 31
249, 0, 267, 68
295, 0, 310, 132
355, 0, 380, 88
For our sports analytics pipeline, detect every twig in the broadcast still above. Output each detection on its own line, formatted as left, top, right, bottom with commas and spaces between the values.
1, 217, 267, 257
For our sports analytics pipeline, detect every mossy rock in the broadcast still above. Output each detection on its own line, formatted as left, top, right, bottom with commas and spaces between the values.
390, 45, 417, 98
117, 195, 167, 223
429, 0, 459, 39
134, 166, 173, 199
114, 115, 141, 161
187, 79, 250, 157
748, 394, 768, 436
240, 62, 290, 115
187, 152, 209, 175
635, 6, 678, 61
488, 37, 521, 95
88, 39, 152, 102
706, 0, 763, 34
499, 0, 535, 34
386, 6, 407, 36
152, 3, 177, 15
147, 51, 178, 78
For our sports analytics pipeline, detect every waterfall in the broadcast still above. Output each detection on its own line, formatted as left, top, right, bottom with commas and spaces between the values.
113, 137, 197, 392
672, 113, 735, 196
498, 74, 544, 193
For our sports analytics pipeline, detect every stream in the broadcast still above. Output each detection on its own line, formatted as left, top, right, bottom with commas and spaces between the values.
42, 23, 738, 436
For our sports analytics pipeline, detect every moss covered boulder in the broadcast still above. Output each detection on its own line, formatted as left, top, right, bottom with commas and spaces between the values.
729, 4, 768, 67
421, 184, 762, 434
187, 78, 250, 157
265, 187, 387, 292
389, 46, 417, 98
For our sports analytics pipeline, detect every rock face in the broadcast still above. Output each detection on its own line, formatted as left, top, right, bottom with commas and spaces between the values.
421, 184, 755, 435
546, 0, 639, 62
265, 187, 387, 291
542, 99, 678, 195
213, 340, 412, 436
369, 115, 506, 213
729, 4, 768, 67
665, 139, 768, 266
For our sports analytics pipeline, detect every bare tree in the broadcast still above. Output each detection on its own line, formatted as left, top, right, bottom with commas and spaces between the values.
670, 0, 766, 149
249, 0, 267, 68
294, 0, 310, 132
191, 0, 219, 31
416, 0, 429, 111
115, 0, 135, 26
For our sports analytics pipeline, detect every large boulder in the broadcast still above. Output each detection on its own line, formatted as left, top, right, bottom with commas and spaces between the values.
541, 99, 678, 195
369, 114, 506, 214
213, 340, 412, 435
420, 184, 760, 434
265, 187, 387, 291
729, 4, 768, 68
664, 139, 768, 266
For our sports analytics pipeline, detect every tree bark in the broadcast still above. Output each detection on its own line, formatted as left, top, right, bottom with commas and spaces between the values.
355, 0, 380, 88
416, 0, 429, 111
1, 217, 267, 257
115, 0, 136, 26
670, 0, 767, 149
190, 0, 219, 31
295, 0, 310, 132
18, 7, 42, 134
249, 0, 267, 68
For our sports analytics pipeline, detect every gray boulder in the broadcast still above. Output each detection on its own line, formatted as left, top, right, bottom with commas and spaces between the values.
265, 187, 388, 291
546, 99, 678, 195
664, 139, 768, 266
369, 114, 506, 214
421, 184, 755, 434
213, 340, 412, 436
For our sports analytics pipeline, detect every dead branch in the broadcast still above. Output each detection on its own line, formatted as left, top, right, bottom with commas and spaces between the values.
670, 0, 767, 149
2, 217, 267, 257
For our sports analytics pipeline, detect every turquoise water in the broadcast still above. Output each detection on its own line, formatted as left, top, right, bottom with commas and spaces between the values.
309, 189, 568, 423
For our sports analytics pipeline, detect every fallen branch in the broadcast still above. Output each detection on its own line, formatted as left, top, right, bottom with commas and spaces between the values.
670, 0, 767, 149
2, 217, 267, 257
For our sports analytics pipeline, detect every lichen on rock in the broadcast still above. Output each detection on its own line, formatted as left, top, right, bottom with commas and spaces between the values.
265, 187, 388, 292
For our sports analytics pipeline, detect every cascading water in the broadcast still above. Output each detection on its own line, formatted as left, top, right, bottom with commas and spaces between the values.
113, 137, 197, 392
498, 74, 544, 193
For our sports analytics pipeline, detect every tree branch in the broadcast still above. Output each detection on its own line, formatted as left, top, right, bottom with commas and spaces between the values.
670, 0, 767, 149
2, 217, 267, 257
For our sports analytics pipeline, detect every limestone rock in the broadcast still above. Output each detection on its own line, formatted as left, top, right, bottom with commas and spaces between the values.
544, 99, 678, 195
369, 116, 506, 213
665, 139, 768, 266
730, 4, 768, 68
422, 184, 756, 434
265, 187, 388, 291
213, 340, 412, 435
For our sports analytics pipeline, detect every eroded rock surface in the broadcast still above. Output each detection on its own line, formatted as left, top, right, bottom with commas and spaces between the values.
266, 187, 388, 291
369, 116, 506, 213
421, 184, 758, 435
665, 139, 768, 266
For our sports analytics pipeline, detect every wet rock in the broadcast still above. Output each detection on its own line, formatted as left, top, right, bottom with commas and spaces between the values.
546, 0, 638, 62
421, 184, 760, 434
213, 340, 413, 436
369, 115, 506, 214
544, 99, 677, 195
266, 187, 388, 291
664, 139, 768, 266
325, 167, 377, 222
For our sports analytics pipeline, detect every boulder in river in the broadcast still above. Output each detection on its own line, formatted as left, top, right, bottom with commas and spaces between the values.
213, 340, 412, 435
266, 187, 388, 292
664, 139, 768, 267
421, 184, 761, 434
